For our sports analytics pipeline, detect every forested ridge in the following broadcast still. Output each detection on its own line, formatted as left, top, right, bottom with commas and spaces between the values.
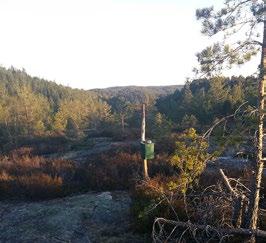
0, 66, 258, 150
0, 66, 108, 147
92, 85, 182, 104
0, 66, 180, 150
156, 76, 257, 129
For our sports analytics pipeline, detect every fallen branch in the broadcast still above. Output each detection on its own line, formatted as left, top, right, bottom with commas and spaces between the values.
219, 169, 238, 197
153, 218, 266, 242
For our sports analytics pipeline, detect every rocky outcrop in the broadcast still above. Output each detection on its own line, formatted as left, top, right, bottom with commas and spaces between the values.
0, 191, 144, 243
48, 140, 139, 164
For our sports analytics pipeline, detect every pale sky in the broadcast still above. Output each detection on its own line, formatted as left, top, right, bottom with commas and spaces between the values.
0, 0, 260, 89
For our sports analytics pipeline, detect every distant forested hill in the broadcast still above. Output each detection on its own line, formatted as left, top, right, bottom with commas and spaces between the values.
0, 66, 100, 111
0, 66, 182, 150
91, 85, 183, 104
0, 66, 182, 110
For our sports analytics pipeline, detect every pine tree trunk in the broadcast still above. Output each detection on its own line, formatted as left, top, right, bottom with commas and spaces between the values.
121, 114, 125, 133
244, 3, 266, 241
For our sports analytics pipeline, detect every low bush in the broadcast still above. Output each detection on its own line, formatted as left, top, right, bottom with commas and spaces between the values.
3, 136, 71, 155
16, 173, 63, 199
130, 129, 220, 235
76, 149, 176, 191
131, 175, 186, 234
0, 146, 170, 199
0, 148, 75, 200
78, 152, 142, 190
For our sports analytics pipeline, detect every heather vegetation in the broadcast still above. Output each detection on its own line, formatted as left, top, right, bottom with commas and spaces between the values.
0, 64, 263, 242
0, 71, 258, 187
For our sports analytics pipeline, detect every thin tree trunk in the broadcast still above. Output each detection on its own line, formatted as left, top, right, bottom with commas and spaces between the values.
232, 196, 245, 228
121, 114, 125, 133
244, 3, 266, 240
4, 117, 12, 142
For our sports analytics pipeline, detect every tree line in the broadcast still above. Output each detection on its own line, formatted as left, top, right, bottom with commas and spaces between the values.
156, 76, 257, 131
0, 65, 259, 151
0, 66, 177, 150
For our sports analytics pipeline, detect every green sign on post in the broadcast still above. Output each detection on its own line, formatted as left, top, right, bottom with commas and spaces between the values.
141, 141, 154, 160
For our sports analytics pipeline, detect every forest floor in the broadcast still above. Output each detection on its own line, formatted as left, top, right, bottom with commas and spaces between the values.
0, 191, 145, 243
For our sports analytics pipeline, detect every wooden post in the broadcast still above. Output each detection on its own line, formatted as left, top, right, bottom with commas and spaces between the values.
141, 104, 146, 142
141, 103, 149, 179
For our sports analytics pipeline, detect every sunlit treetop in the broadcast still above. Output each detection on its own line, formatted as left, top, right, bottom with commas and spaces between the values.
195, 0, 264, 76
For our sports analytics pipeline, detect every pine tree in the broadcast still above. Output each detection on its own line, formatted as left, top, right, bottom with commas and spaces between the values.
65, 117, 80, 139
196, 0, 266, 236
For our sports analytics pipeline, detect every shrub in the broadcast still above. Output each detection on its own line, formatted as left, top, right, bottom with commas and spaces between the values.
131, 128, 218, 234
16, 173, 63, 199
4, 136, 71, 155
131, 176, 187, 234
168, 128, 216, 193
65, 117, 81, 139
78, 152, 142, 190
0, 149, 75, 200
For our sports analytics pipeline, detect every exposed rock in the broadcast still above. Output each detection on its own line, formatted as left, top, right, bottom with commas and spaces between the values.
48, 140, 139, 164
0, 191, 144, 243
207, 157, 252, 173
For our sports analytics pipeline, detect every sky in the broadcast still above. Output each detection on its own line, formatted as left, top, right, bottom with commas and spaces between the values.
0, 0, 261, 89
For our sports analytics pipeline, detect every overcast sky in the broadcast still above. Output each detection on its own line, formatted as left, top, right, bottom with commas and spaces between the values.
0, 0, 260, 89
